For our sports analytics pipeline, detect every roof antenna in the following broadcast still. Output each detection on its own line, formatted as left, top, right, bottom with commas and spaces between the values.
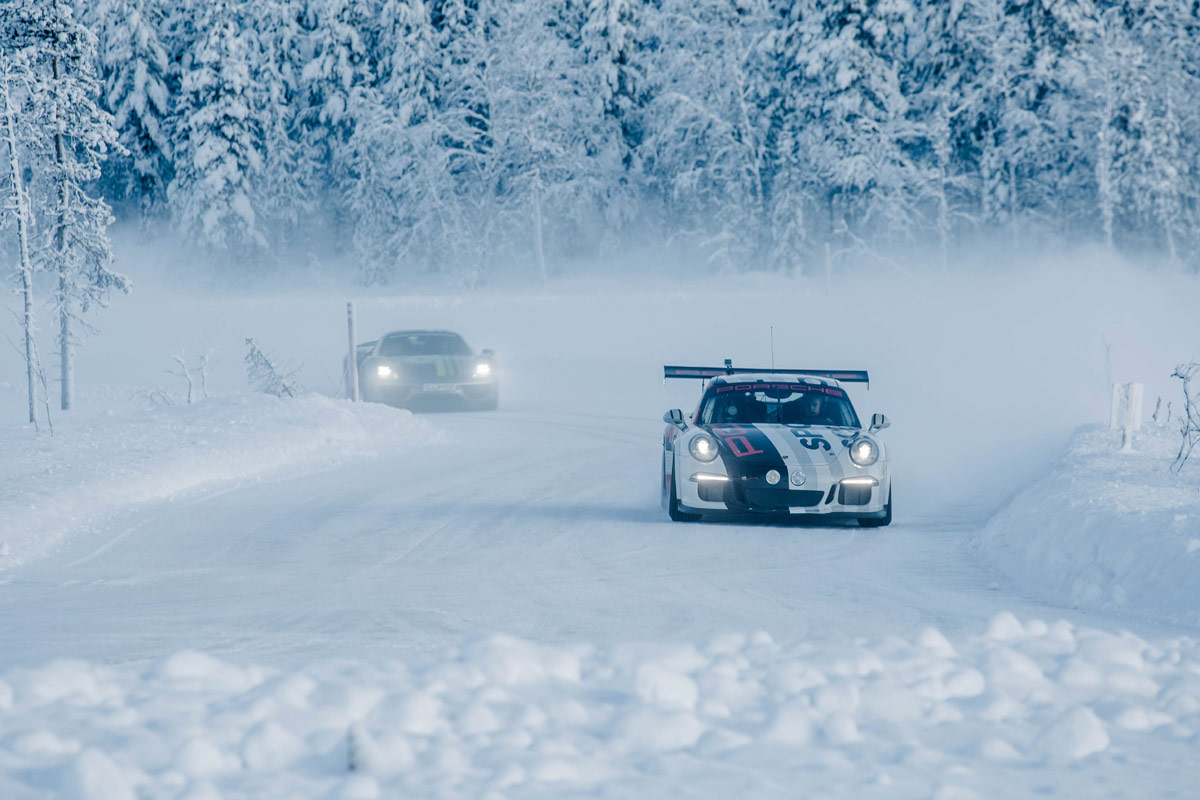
770, 326, 775, 371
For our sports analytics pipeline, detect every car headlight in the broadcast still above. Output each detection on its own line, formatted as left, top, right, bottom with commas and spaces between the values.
473, 362, 492, 378
689, 433, 719, 463
376, 364, 396, 379
849, 437, 879, 467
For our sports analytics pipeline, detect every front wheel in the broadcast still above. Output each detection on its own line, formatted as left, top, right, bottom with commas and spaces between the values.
858, 489, 892, 528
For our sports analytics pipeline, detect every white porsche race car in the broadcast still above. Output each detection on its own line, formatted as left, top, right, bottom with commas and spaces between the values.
661, 362, 892, 526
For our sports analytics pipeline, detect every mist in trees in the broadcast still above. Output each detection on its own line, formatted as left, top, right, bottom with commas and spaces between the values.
7, 0, 1200, 288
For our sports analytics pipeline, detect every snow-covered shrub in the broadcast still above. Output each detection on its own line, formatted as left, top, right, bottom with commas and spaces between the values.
1171, 362, 1199, 472
244, 338, 301, 398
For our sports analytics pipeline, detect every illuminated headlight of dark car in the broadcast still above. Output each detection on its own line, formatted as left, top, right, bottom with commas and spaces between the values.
375, 364, 397, 379
849, 437, 879, 467
689, 433, 719, 463
473, 362, 493, 378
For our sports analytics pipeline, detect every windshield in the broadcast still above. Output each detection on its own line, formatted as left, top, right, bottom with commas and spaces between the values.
699, 383, 860, 428
378, 333, 471, 357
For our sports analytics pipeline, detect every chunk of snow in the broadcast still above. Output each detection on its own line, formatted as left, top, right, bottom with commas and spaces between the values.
1035, 708, 1109, 761
64, 749, 138, 800
634, 662, 698, 710
985, 612, 1025, 641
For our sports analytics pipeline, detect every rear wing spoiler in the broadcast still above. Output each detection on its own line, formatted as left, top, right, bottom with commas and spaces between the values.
664, 359, 869, 387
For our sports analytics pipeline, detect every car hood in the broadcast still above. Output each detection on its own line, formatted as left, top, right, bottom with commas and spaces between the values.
702, 423, 864, 468
378, 354, 473, 363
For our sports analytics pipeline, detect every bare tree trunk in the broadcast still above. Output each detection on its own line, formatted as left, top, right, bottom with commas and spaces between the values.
1095, 28, 1116, 250
52, 49, 73, 411
2, 68, 38, 425
1007, 161, 1019, 247
1096, 127, 1114, 249
933, 108, 952, 273
532, 169, 547, 284
1161, 91, 1179, 266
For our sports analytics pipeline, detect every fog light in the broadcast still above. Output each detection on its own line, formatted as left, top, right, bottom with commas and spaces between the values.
840, 477, 878, 487
765, 469, 781, 485
790, 469, 806, 486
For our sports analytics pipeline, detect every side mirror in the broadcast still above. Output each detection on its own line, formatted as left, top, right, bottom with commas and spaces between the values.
663, 409, 687, 429
481, 348, 495, 358
869, 413, 891, 433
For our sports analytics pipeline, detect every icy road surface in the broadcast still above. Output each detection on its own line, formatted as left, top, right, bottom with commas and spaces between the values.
0, 406, 1180, 670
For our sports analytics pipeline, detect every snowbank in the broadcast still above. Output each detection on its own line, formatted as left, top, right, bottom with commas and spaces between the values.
974, 424, 1200, 627
0, 616, 1196, 798
0, 394, 445, 570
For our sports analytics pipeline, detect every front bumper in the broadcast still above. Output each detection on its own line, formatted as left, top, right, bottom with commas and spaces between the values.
361, 379, 498, 407
678, 465, 889, 518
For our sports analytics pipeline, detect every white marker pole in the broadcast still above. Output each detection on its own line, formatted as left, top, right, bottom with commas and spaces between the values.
347, 301, 359, 402
1119, 381, 1142, 453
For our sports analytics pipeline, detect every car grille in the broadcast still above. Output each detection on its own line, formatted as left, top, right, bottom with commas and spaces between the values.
740, 487, 825, 509
397, 358, 464, 383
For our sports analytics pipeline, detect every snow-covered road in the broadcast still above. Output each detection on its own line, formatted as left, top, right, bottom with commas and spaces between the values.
1, 406, 1176, 671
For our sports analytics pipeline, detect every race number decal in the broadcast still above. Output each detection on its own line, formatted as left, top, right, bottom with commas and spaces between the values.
791, 432, 832, 452
710, 424, 765, 458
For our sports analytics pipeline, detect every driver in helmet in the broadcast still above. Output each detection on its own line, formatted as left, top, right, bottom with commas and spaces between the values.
800, 392, 831, 424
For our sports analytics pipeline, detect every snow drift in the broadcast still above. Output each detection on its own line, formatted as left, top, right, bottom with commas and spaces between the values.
974, 424, 1200, 627
0, 395, 445, 570
0, 615, 1197, 799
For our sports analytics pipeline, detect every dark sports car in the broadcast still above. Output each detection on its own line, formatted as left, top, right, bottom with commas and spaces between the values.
350, 330, 498, 410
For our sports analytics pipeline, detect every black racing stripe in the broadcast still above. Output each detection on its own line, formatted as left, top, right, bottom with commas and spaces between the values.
704, 423, 786, 477
702, 424, 799, 511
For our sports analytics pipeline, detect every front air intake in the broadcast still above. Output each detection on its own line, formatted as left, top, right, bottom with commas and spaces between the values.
838, 483, 873, 506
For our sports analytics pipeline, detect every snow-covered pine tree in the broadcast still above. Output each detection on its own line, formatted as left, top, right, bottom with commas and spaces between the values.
92, 0, 173, 222
429, 0, 504, 285
906, 0, 996, 269
580, 0, 646, 236
988, 0, 1097, 241
1124, 0, 1197, 266
1085, 4, 1148, 250
344, 0, 448, 282
773, 0, 922, 256
757, 0, 816, 271
295, 0, 375, 251
167, 0, 267, 260
252, 0, 313, 253
482, 0, 623, 280
9, 0, 129, 411
641, 0, 775, 272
